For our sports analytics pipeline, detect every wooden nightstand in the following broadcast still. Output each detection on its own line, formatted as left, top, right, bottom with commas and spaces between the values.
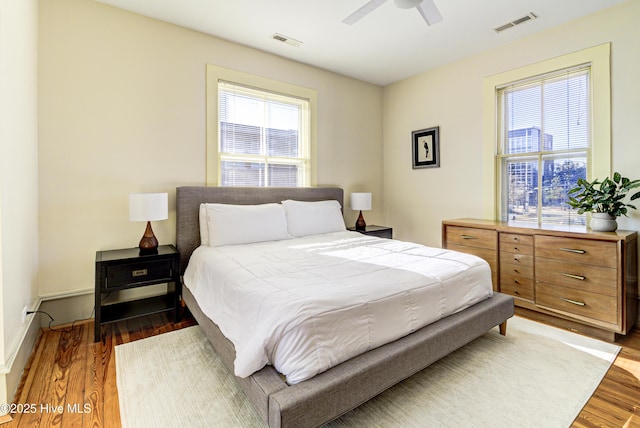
94, 245, 181, 342
348, 225, 393, 239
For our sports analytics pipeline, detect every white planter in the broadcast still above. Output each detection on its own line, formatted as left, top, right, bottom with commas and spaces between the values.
590, 213, 618, 232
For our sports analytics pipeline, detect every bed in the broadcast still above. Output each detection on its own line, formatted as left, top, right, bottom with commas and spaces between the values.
176, 186, 514, 428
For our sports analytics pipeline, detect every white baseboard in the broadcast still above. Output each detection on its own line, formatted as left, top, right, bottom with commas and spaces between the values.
1, 298, 42, 408
37, 290, 95, 328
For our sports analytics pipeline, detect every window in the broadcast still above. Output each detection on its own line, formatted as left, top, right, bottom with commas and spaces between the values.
497, 67, 589, 225
482, 44, 611, 225
218, 81, 310, 187
206, 65, 318, 187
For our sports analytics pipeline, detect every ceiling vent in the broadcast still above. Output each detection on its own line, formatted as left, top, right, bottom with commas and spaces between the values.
272, 33, 302, 48
494, 12, 537, 33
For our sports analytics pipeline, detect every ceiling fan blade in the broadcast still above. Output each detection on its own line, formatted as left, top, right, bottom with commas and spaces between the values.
416, 0, 443, 25
342, 0, 389, 25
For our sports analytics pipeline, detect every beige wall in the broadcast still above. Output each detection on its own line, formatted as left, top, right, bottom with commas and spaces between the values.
383, 1, 640, 247
38, 0, 383, 300
37, 0, 640, 318
0, 0, 40, 408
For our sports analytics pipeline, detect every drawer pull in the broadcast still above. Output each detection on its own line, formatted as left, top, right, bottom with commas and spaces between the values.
561, 272, 585, 281
461, 235, 476, 239
560, 247, 586, 254
132, 269, 148, 277
560, 297, 586, 306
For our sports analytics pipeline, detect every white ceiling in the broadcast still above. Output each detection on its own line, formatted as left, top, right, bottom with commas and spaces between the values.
93, 0, 627, 86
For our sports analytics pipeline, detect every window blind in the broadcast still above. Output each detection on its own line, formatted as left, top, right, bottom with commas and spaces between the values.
497, 66, 590, 225
218, 81, 310, 187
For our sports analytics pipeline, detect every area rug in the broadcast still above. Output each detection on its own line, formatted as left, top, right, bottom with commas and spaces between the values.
115, 316, 620, 428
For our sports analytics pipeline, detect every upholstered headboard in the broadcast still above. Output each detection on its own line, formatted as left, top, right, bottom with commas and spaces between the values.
175, 186, 344, 273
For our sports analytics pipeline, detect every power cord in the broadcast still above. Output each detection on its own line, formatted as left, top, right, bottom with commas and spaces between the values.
27, 307, 95, 333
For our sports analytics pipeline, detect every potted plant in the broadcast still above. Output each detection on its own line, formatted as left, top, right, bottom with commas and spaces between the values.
567, 172, 640, 231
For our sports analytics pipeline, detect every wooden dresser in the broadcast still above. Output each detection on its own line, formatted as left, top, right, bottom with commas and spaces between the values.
442, 218, 638, 341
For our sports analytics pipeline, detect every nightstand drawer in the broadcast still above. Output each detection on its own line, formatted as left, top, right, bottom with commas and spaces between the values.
105, 259, 173, 289
348, 225, 393, 239
364, 229, 392, 239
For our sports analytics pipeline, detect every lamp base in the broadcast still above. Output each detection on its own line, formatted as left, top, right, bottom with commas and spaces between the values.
138, 221, 159, 254
355, 211, 367, 231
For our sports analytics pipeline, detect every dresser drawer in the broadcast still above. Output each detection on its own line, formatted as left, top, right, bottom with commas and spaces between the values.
105, 259, 173, 289
500, 272, 534, 300
500, 252, 533, 268
535, 258, 616, 296
500, 260, 533, 278
500, 242, 533, 256
445, 226, 497, 250
500, 233, 534, 247
535, 235, 617, 269
536, 283, 617, 325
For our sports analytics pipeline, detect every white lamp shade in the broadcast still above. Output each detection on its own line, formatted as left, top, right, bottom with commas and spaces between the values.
350, 193, 372, 211
129, 193, 168, 222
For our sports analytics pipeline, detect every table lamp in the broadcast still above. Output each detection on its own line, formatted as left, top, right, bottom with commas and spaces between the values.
129, 192, 168, 254
350, 192, 372, 231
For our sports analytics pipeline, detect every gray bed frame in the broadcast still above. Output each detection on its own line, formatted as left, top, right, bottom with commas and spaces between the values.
176, 186, 515, 428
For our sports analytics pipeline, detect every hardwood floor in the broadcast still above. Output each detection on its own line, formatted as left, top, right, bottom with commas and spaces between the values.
4, 313, 196, 428
4, 314, 640, 427
574, 329, 640, 427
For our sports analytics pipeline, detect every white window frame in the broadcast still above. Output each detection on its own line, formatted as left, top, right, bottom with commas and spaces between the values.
482, 44, 611, 220
206, 64, 318, 186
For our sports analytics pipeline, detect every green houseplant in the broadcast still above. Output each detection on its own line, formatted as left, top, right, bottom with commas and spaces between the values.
567, 172, 640, 231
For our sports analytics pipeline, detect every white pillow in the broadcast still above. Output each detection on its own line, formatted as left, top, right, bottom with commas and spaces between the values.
204, 203, 291, 246
281, 199, 346, 237
199, 204, 210, 246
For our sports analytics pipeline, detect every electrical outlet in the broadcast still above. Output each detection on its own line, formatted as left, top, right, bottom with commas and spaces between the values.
22, 306, 28, 323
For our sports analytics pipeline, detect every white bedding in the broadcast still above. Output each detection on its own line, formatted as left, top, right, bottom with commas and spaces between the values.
183, 231, 492, 384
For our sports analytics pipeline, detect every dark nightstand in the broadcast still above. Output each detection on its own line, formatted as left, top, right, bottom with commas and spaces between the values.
94, 244, 181, 342
347, 225, 393, 239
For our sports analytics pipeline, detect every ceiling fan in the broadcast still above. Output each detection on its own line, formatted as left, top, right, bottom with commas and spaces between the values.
343, 0, 443, 26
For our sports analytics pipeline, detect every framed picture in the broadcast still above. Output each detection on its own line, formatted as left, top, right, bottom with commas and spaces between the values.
412, 126, 440, 169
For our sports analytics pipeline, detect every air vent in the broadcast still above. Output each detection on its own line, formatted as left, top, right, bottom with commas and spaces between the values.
494, 12, 537, 33
272, 33, 302, 48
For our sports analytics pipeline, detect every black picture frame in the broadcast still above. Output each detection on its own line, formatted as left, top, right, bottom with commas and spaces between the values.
412, 126, 440, 169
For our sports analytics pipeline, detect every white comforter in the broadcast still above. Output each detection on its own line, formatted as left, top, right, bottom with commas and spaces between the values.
183, 231, 492, 384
